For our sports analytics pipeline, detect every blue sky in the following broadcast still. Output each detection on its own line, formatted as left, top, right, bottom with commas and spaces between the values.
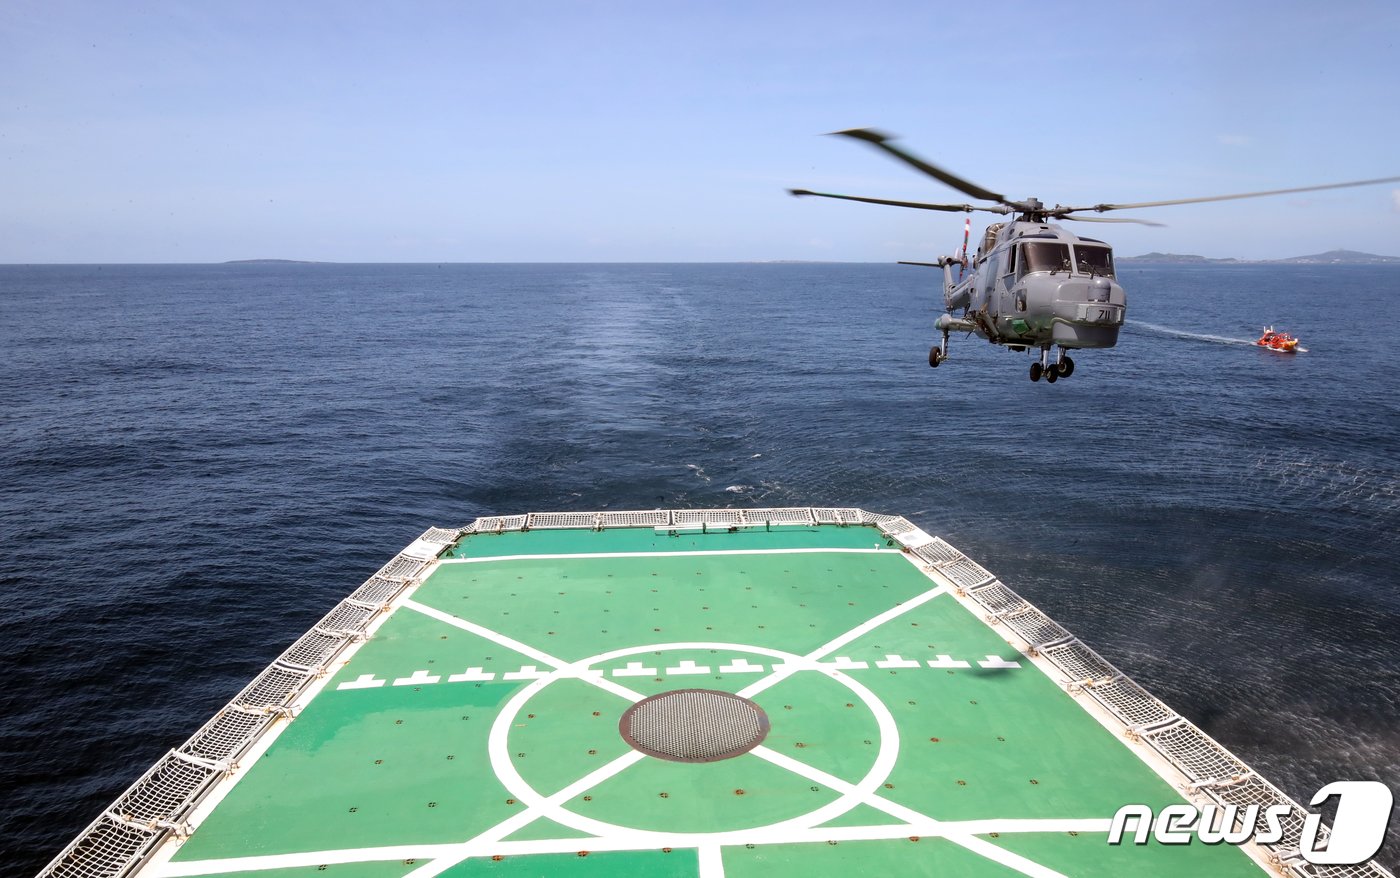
3, 1, 1398, 262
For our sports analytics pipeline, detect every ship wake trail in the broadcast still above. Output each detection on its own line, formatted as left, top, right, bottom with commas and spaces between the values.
1129, 320, 1256, 347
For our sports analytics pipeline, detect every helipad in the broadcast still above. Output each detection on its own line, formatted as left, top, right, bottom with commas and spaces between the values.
40, 509, 1368, 878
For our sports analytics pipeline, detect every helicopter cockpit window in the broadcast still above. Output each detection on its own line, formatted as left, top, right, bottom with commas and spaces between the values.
1019, 242, 1072, 276
1074, 246, 1115, 278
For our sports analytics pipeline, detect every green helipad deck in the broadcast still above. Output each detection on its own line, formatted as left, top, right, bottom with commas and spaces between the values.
41, 509, 1378, 878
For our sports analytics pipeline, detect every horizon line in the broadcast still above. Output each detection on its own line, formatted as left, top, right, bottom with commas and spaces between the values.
4, 256, 1399, 266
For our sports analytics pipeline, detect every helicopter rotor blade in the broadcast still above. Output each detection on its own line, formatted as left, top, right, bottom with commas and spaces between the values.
1057, 214, 1166, 227
788, 189, 1009, 214
829, 129, 1013, 206
1065, 176, 1400, 213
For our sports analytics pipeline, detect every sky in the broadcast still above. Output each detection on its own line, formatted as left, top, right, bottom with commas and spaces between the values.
2, 0, 1399, 263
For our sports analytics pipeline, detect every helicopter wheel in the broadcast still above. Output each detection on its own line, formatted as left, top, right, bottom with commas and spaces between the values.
929, 346, 941, 368
1045, 367, 1058, 383
1029, 362, 1043, 382
1058, 355, 1075, 379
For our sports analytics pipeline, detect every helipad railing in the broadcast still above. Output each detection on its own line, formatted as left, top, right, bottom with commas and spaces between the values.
883, 518, 1388, 878
36, 508, 1392, 878
35, 527, 458, 878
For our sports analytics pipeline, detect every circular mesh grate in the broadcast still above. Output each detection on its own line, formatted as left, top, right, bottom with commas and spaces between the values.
619, 689, 771, 763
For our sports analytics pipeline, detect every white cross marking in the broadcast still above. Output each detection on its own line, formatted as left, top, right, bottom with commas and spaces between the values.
392, 670, 441, 686
823, 656, 869, 670
447, 667, 495, 682
875, 654, 920, 668
336, 674, 386, 690
929, 655, 971, 668
666, 660, 711, 675
612, 661, 657, 677
503, 665, 549, 681
978, 656, 1021, 669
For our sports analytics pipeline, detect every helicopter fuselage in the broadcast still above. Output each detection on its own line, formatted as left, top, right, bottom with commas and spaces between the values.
938, 220, 1125, 353
792, 125, 1399, 382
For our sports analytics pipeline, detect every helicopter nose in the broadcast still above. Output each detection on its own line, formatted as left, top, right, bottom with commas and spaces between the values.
1089, 276, 1112, 303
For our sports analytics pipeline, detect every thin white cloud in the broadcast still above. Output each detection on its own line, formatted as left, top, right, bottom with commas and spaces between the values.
1218, 134, 1252, 147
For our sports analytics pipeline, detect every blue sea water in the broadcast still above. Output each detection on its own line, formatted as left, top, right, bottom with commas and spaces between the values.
1, 262, 1397, 871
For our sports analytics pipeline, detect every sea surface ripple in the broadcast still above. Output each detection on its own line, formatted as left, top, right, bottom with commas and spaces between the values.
1, 262, 1397, 871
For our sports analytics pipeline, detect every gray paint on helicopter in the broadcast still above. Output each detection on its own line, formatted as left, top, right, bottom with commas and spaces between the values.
791, 128, 1400, 383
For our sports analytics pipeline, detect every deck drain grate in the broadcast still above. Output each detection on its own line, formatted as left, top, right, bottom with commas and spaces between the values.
619, 689, 770, 763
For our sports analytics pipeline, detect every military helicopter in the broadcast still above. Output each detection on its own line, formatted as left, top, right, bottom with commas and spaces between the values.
791, 129, 1400, 382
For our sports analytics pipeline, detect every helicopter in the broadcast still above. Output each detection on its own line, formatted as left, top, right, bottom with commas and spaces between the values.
791, 129, 1400, 382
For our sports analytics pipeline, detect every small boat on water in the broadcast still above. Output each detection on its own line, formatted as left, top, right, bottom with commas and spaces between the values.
1256, 326, 1303, 353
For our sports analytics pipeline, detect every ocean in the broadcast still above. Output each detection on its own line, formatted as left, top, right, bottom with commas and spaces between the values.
1, 262, 1397, 872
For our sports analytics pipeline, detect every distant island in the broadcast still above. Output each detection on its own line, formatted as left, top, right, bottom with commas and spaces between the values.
1119, 248, 1400, 264
1118, 252, 1240, 264
223, 258, 324, 264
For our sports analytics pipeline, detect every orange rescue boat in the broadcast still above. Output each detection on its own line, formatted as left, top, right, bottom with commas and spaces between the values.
1256, 326, 1301, 353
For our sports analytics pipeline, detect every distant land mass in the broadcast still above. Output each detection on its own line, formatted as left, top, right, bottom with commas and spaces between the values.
1118, 252, 1240, 264
1120, 248, 1400, 264
1270, 249, 1400, 264
223, 258, 323, 264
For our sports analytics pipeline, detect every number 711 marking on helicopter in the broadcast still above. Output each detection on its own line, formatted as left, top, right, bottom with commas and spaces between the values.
791, 129, 1400, 383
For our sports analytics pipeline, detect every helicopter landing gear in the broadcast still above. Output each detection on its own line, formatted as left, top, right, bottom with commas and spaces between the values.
1030, 346, 1052, 382
928, 329, 950, 368
1057, 354, 1075, 379
1031, 348, 1074, 383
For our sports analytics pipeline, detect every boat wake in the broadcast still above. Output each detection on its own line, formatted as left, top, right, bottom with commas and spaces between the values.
1129, 320, 1256, 347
